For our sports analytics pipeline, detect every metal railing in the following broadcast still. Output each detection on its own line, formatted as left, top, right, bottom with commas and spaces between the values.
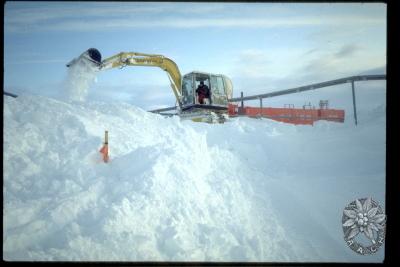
228, 75, 386, 102
4, 91, 18, 98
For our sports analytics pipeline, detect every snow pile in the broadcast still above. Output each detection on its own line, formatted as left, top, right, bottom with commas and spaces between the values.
3, 94, 385, 262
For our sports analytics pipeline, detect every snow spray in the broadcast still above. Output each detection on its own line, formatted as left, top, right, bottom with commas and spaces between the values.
63, 57, 99, 102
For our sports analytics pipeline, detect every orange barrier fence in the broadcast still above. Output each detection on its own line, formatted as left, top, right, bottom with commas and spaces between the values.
228, 104, 345, 125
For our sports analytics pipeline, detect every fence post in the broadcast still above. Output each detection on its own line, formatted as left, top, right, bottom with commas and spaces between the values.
351, 80, 358, 125
259, 97, 263, 117
238, 91, 244, 115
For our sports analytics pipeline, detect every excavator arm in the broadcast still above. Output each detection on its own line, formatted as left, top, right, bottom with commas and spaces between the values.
99, 52, 183, 108
67, 48, 232, 123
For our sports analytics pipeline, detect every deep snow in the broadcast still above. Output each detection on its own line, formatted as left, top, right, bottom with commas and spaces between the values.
3, 91, 385, 262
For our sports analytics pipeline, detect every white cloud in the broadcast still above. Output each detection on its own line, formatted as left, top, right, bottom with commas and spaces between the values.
4, 3, 228, 32
228, 46, 316, 93
230, 49, 270, 79
335, 44, 361, 58
5, 59, 68, 65
5, 5, 385, 33
228, 40, 385, 101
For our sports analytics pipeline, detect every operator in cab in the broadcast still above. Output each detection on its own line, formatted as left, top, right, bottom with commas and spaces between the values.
196, 81, 210, 104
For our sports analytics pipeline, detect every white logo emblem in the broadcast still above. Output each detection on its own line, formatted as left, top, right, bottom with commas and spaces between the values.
342, 197, 386, 255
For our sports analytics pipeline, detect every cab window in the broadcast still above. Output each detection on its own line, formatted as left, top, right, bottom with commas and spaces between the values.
211, 75, 225, 95
182, 75, 194, 105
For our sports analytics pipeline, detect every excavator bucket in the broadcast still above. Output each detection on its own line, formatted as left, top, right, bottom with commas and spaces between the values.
66, 48, 102, 68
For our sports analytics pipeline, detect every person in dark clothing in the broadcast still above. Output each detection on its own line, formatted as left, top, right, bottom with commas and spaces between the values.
196, 81, 210, 104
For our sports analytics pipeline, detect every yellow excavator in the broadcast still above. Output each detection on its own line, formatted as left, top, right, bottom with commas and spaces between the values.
67, 48, 233, 122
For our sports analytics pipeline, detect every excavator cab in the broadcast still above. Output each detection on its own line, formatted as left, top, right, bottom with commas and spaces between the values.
181, 71, 232, 112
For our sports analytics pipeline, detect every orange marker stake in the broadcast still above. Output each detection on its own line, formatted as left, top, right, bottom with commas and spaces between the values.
99, 130, 109, 163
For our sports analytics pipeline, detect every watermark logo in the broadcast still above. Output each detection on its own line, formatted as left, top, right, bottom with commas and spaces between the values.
342, 197, 386, 255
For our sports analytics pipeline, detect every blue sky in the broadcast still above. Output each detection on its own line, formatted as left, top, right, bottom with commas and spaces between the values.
4, 2, 386, 114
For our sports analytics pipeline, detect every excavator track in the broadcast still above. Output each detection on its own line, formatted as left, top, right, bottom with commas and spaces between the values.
179, 108, 227, 123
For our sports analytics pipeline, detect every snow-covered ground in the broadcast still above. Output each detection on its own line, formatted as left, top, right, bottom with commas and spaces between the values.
3, 91, 385, 262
